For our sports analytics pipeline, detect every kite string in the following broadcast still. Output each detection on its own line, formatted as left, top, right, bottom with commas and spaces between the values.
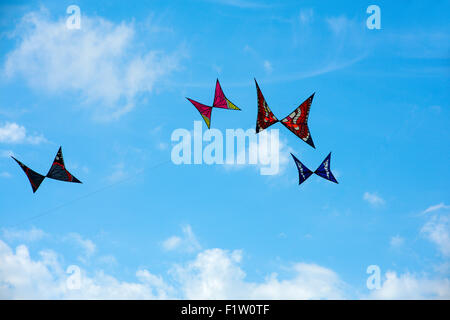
10, 159, 172, 227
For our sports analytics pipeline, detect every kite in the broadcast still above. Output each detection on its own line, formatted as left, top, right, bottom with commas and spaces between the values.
12, 146, 82, 193
187, 79, 240, 128
291, 152, 338, 185
11, 157, 46, 193
255, 79, 315, 148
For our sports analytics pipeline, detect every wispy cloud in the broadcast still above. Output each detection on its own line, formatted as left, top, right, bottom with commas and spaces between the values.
0, 171, 11, 178
162, 225, 201, 253
326, 15, 351, 35
368, 271, 450, 299
0, 150, 14, 158
65, 233, 96, 262
421, 214, 450, 257
4, 8, 181, 121
390, 235, 405, 248
2, 227, 47, 242
206, 0, 272, 9
263, 60, 273, 74
385, 30, 450, 59
423, 203, 450, 214
363, 192, 385, 207
299, 8, 314, 25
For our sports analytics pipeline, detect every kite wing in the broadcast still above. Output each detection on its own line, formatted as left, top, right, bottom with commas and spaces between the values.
314, 152, 338, 184
11, 156, 45, 193
291, 153, 313, 185
46, 147, 81, 183
187, 98, 213, 129
280, 93, 315, 148
255, 79, 278, 133
213, 79, 240, 110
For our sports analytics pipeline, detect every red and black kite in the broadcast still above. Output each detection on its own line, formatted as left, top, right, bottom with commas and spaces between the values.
255, 79, 315, 148
12, 147, 82, 193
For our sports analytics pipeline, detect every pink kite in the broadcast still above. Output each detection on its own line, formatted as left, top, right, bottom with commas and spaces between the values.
187, 79, 240, 129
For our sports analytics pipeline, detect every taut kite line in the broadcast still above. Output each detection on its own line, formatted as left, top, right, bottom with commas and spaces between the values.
12, 147, 82, 193
187, 79, 240, 128
255, 79, 316, 148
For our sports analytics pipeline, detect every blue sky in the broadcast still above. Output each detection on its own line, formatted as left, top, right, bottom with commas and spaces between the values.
0, 0, 449, 299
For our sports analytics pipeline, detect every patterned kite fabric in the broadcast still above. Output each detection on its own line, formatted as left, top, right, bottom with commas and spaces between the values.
11, 156, 45, 193
187, 79, 240, 129
12, 146, 82, 193
314, 152, 338, 184
46, 147, 82, 183
213, 79, 240, 110
291, 152, 338, 186
290, 153, 313, 185
255, 79, 279, 133
254, 79, 315, 148
186, 98, 213, 129
280, 93, 315, 148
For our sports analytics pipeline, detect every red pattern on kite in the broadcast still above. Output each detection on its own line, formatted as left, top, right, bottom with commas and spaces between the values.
255, 79, 278, 133
280, 93, 315, 148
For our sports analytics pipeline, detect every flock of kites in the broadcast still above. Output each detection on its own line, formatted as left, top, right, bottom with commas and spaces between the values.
187, 79, 338, 186
13, 79, 337, 193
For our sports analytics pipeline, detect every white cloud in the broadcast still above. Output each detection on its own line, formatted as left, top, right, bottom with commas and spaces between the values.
97, 255, 117, 266
162, 236, 182, 251
390, 235, 405, 248
299, 9, 314, 25
326, 16, 352, 35
171, 249, 346, 299
65, 233, 96, 262
368, 271, 450, 299
363, 192, 385, 206
0, 239, 170, 299
2, 227, 47, 242
421, 214, 450, 257
1, 235, 449, 300
208, 0, 271, 9
0, 122, 46, 144
0, 172, 11, 178
423, 203, 450, 214
162, 225, 201, 253
263, 60, 272, 73
157, 142, 168, 150
4, 9, 180, 120
386, 31, 450, 59
108, 162, 128, 183
0, 238, 347, 299
224, 130, 293, 176
0, 150, 14, 158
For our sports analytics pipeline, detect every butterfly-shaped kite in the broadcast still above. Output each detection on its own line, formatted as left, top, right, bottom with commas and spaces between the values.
12, 146, 82, 193
187, 79, 240, 128
291, 152, 338, 185
255, 79, 315, 148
